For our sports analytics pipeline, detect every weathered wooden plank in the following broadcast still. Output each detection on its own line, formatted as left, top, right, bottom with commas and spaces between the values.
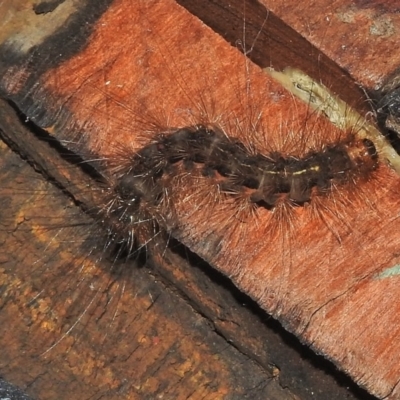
174, 0, 369, 114
0, 99, 297, 399
1, 92, 375, 398
1, 0, 399, 399
258, 0, 400, 90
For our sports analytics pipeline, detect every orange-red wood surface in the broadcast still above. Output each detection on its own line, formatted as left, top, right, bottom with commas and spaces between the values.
1, 0, 400, 398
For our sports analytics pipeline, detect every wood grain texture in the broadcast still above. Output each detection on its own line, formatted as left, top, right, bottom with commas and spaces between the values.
1, 0, 399, 399
175, 0, 369, 114
260, 0, 400, 90
0, 96, 372, 399
0, 100, 296, 400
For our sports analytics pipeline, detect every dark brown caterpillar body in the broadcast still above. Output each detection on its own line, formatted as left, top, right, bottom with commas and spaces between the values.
98, 125, 378, 249
105, 125, 378, 239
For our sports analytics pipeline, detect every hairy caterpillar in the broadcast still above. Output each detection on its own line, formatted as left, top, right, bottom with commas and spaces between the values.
43, 0, 396, 351
1, 0, 399, 399
103, 122, 379, 251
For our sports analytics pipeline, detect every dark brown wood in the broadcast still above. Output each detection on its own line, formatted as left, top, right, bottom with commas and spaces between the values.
258, 0, 400, 91
0, 100, 294, 399
175, 0, 369, 114
0, 96, 373, 400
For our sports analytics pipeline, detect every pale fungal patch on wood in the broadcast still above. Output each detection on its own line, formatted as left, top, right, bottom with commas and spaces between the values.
267, 67, 400, 174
